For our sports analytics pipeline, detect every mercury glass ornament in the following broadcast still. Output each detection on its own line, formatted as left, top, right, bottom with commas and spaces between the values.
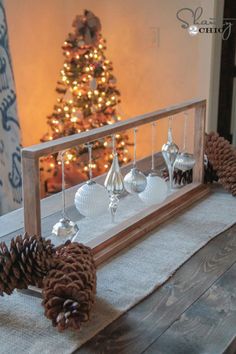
174, 152, 196, 172
124, 128, 147, 194
104, 152, 124, 195
104, 136, 124, 223
139, 172, 168, 205
124, 167, 147, 194
74, 180, 109, 217
174, 112, 196, 172
52, 150, 78, 238
162, 122, 179, 190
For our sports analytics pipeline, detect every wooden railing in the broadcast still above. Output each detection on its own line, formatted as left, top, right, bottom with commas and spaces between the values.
22, 98, 206, 241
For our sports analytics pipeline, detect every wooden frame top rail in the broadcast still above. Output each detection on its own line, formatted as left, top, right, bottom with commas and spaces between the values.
22, 98, 206, 159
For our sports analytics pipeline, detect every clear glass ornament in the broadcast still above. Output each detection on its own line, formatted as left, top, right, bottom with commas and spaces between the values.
52, 150, 79, 238
162, 118, 179, 190
74, 143, 109, 217
104, 135, 124, 222
174, 112, 196, 172
124, 128, 147, 194
139, 122, 168, 204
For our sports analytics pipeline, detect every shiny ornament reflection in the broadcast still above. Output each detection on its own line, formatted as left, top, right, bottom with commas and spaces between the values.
162, 126, 179, 190
124, 167, 147, 194
52, 217, 79, 238
174, 152, 196, 172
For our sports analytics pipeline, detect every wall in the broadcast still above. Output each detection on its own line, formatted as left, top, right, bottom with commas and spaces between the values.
5, 0, 216, 155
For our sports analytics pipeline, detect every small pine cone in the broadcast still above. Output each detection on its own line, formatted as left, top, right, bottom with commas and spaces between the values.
161, 167, 192, 185
0, 233, 55, 296
205, 132, 236, 196
42, 241, 96, 332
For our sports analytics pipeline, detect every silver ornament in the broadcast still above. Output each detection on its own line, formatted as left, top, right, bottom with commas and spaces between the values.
162, 127, 179, 166
124, 167, 147, 194
162, 126, 179, 190
52, 150, 78, 238
124, 128, 147, 194
174, 152, 196, 172
52, 217, 79, 238
104, 152, 124, 195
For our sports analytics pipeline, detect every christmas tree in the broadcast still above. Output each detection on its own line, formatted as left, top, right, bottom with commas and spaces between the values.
41, 10, 130, 193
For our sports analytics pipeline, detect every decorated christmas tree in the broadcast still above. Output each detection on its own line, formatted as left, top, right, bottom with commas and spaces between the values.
41, 10, 130, 194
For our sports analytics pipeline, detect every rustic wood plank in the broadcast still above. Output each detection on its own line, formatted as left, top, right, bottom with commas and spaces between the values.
77, 224, 236, 354
144, 262, 236, 354
193, 103, 206, 183
21, 156, 41, 236
22, 99, 206, 158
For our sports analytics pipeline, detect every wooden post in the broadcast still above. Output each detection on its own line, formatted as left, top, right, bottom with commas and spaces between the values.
22, 154, 41, 236
193, 102, 206, 183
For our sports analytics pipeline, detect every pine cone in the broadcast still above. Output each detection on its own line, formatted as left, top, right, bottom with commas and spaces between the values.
161, 168, 192, 186
205, 132, 236, 196
0, 233, 55, 296
42, 241, 96, 331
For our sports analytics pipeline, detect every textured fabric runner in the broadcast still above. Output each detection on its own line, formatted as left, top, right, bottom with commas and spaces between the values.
0, 191, 236, 354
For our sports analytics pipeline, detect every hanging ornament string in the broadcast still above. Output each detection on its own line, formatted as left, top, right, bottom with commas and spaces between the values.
57, 150, 67, 219
85, 143, 93, 181
183, 112, 188, 152
151, 122, 157, 172
133, 128, 138, 167
112, 134, 116, 155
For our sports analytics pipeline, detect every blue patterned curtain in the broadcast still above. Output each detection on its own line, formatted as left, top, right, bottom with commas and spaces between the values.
0, 0, 22, 215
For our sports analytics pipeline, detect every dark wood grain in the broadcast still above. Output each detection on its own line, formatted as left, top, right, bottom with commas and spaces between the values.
144, 262, 236, 354
77, 224, 236, 354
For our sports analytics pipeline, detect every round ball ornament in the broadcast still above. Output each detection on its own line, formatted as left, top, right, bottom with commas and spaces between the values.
124, 167, 147, 194
74, 180, 109, 217
139, 173, 168, 205
174, 152, 196, 172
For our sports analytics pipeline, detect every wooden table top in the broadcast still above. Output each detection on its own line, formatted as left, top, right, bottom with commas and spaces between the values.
76, 222, 236, 354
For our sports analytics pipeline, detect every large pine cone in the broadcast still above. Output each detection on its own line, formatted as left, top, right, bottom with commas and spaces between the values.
0, 233, 55, 296
205, 132, 236, 196
42, 241, 96, 331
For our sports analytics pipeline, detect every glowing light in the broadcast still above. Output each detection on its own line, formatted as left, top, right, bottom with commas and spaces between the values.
123, 157, 128, 162
98, 44, 103, 49
116, 134, 120, 138
111, 96, 116, 100
64, 106, 69, 111
66, 51, 70, 56
98, 97, 103, 102
50, 163, 55, 168
67, 153, 73, 160
85, 67, 90, 72
84, 166, 88, 171
62, 76, 67, 82
106, 101, 111, 106
104, 141, 108, 147
101, 77, 106, 83
52, 119, 59, 124
94, 90, 99, 95
104, 164, 108, 168
70, 117, 77, 122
